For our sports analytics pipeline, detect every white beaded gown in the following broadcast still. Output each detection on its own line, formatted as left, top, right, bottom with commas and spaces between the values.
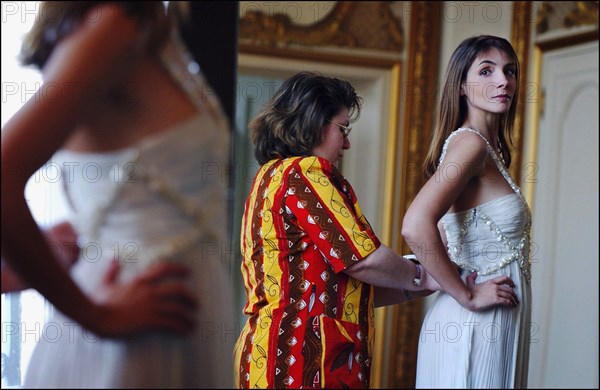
415, 128, 532, 388
23, 30, 235, 388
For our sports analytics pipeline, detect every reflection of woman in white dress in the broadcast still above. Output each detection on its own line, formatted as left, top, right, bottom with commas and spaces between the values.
1, 2, 234, 388
402, 35, 531, 388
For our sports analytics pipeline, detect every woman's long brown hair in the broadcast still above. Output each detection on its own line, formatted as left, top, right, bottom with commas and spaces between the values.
423, 35, 520, 179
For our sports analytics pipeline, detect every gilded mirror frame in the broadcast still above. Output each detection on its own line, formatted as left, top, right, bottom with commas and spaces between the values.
237, 2, 442, 388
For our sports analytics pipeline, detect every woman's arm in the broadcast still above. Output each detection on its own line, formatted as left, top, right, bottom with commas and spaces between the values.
1, 221, 79, 293
344, 245, 435, 287
344, 246, 442, 307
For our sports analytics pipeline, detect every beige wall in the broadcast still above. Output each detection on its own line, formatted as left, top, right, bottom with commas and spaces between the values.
438, 1, 514, 70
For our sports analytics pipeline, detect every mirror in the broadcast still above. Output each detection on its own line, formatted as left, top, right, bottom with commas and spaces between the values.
232, 2, 435, 387
233, 40, 403, 390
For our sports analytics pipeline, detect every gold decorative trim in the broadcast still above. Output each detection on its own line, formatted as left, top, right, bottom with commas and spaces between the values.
239, 2, 403, 55
239, 2, 355, 48
564, 1, 599, 28
386, 2, 442, 388
536, 1, 599, 34
371, 62, 402, 389
537, 28, 599, 51
238, 44, 402, 69
510, 1, 533, 185
523, 46, 543, 207
536, 2, 554, 34
382, 63, 402, 254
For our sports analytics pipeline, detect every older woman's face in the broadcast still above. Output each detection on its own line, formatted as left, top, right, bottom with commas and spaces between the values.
311, 108, 351, 165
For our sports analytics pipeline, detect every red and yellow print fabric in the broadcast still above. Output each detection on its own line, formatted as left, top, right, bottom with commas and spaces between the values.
234, 156, 381, 389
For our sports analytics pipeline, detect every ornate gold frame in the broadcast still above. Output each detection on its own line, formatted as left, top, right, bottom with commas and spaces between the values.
237, 2, 439, 388
239, 1, 404, 58
384, 2, 442, 387
239, 2, 357, 48
239, 2, 412, 388
510, 1, 533, 185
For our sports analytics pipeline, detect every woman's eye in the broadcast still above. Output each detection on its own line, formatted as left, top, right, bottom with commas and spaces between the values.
480, 69, 490, 76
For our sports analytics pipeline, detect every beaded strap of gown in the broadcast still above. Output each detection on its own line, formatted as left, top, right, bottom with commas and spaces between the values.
159, 27, 228, 126
438, 127, 532, 283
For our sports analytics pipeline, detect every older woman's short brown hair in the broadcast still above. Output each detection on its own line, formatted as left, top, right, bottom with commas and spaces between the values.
250, 71, 362, 165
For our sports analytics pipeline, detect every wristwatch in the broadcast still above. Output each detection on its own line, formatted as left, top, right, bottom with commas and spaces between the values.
405, 255, 422, 287
402, 255, 422, 301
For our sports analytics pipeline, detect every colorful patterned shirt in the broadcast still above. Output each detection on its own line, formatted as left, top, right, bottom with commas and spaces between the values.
234, 156, 381, 389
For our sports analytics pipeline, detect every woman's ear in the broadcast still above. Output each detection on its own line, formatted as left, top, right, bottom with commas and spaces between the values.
460, 82, 466, 96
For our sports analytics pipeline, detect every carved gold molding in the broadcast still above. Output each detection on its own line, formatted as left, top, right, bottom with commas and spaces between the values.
565, 1, 599, 27
239, 2, 403, 55
371, 63, 403, 390
510, 1, 533, 185
535, 2, 554, 34
239, 2, 355, 48
536, 1, 599, 34
386, 2, 442, 388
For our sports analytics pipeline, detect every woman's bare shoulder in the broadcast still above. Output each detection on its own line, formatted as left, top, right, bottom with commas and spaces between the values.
444, 130, 488, 164
41, 4, 152, 90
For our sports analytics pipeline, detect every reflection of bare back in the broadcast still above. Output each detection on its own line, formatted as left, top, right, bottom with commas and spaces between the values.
22, 8, 234, 389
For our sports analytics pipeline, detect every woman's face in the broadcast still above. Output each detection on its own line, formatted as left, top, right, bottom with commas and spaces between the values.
461, 48, 517, 116
311, 108, 351, 165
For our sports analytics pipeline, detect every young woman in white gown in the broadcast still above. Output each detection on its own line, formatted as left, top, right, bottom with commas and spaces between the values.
402, 35, 532, 388
1, 2, 234, 388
